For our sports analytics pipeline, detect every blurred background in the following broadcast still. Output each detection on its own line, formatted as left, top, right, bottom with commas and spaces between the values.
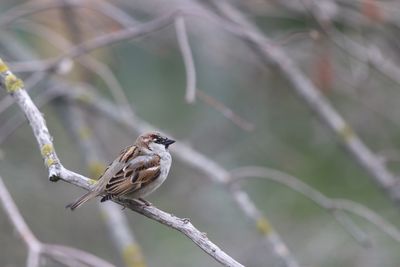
1, 0, 400, 266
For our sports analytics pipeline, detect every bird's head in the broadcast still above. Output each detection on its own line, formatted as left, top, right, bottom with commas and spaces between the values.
136, 131, 175, 152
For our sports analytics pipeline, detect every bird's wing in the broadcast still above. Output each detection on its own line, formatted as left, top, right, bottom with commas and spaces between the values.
102, 147, 161, 197
94, 146, 139, 186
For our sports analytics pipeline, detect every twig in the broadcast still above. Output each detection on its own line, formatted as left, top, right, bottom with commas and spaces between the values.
57, 3, 147, 265
56, 99, 148, 267
42, 244, 116, 267
230, 166, 400, 244
60, 82, 300, 267
0, 57, 244, 267
175, 16, 197, 103
0, 0, 136, 29
211, 0, 400, 203
0, 87, 59, 144
196, 90, 254, 132
15, 21, 134, 116
0, 176, 41, 267
10, 10, 181, 73
0, 175, 115, 267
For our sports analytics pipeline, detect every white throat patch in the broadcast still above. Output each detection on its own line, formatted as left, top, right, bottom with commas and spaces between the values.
149, 142, 167, 154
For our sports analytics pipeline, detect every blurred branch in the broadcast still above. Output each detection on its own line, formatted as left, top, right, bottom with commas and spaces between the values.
0, 58, 244, 267
174, 16, 197, 103
60, 82, 300, 267
294, 0, 400, 90
56, 100, 148, 267
332, 30, 400, 88
0, 176, 41, 267
57, 4, 148, 266
196, 90, 254, 132
14, 19, 135, 119
0, 0, 136, 29
210, 1, 400, 203
0, 87, 59, 144
10, 10, 181, 73
3, 8, 292, 264
231, 166, 400, 244
0, 175, 115, 267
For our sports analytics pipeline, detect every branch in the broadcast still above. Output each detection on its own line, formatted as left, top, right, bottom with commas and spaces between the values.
0, 175, 115, 267
211, 0, 400, 203
59, 82, 300, 267
196, 90, 254, 132
56, 100, 147, 267
14, 20, 135, 118
175, 15, 197, 103
57, 3, 148, 265
0, 58, 244, 267
0, 177, 41, 265
0, 0, 138, 29
230, 166, 400, 244
10, 10, 181, 73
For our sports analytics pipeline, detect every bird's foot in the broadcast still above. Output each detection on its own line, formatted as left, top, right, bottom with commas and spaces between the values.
138, 198, 152, 206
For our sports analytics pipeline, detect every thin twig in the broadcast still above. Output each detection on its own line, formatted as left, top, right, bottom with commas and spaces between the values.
0, 176, 115, 267
56, 99, 148, 267
0, 57, 244, 267
0, 0, 136, 29
60, 82, 300, 267
196, 90, 254, 131
211, 0, 400, 203
0, 177, 41, 252
15, 21, 134, 116
42, 244, 116, 267
57, 3, 148, 265
10, 10, 181, 73
231, 166, 400, 244
175, 16, 197, 103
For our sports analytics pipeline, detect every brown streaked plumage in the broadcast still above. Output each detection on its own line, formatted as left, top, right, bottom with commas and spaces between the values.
66, 131, 175, 210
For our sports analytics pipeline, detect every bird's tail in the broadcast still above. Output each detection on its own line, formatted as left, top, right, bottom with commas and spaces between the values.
66, 191, 99, 210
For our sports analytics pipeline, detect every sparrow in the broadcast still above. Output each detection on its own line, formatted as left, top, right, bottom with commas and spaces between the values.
67, 131, 175, 210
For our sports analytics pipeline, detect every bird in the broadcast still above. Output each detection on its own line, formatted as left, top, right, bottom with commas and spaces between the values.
66, 131, 175, 210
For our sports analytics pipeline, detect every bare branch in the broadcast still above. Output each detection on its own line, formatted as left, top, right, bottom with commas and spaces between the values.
57, 4, 148, 265
60, 82, 300, 267
175, 16, 197, 103
211, 0, 400, 203
42, 244, 115, 267
196, 90, 254, 131
0, 175, 115, 267
10, 10, 181, 73
56, 100, 147, 267
15, 21, 135, 117
0, 57, 244, 267
230, 166, 400, 243
0, 0, 136, 29
0, 176, 40, 250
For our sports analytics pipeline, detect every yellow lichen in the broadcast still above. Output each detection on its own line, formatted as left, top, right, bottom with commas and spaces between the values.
45, 158, 56, 167
0, 59, 9, 73
41, 144, 57, 167
87, 178, 98, 185
41, 144, 54, 157
5, 74, 23, 93
256, 217, 272, 235
339, 124, 355, 142
122, 244, 147, 267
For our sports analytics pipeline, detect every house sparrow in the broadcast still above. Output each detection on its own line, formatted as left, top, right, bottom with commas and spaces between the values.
67, 131, 175, 210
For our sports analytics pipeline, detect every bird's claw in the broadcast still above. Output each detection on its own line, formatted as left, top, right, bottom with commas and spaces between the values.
138, 198, 152, 206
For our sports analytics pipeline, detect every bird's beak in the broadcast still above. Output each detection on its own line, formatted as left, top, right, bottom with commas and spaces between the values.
163, 138, 175, 148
